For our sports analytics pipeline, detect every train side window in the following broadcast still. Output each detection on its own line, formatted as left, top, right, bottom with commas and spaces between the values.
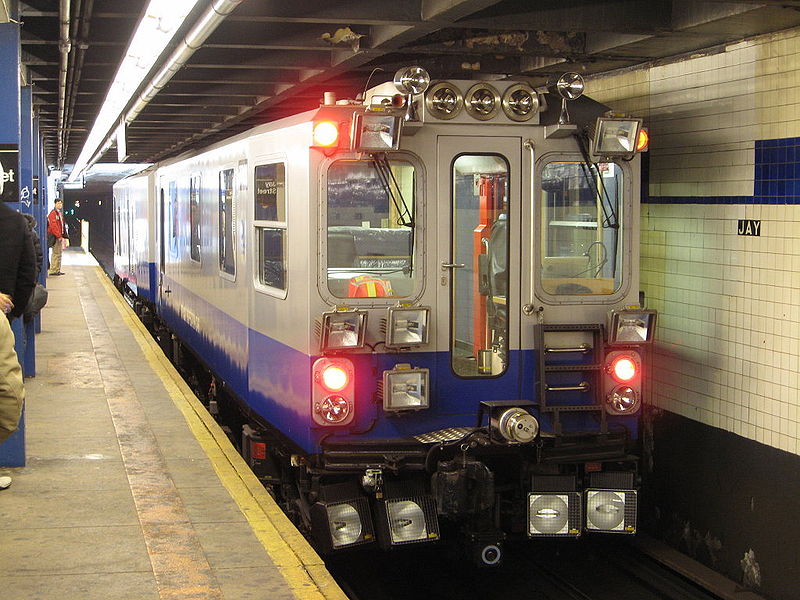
539, 160, 624, 296
325, 158, 417, 299
218, 168, 236, 277
169, 180, 178, 257
189, 174, 201, 263
254, 162, 287, 292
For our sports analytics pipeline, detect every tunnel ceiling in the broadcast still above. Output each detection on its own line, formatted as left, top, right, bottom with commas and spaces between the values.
19, 0, 800, 169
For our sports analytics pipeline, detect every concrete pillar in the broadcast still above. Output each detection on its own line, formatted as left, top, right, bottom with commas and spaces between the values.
0, 8, 27, 467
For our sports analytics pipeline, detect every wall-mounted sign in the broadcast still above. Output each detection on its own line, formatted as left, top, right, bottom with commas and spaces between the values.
737, 219, 761, 236
0, 144, 19, 203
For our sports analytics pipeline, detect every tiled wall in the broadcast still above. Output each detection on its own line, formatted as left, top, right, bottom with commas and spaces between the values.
587, 31, 800, 457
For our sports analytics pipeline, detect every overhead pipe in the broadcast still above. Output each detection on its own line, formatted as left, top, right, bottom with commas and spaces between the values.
56, 0, 71, 167
63, 0, 92, 165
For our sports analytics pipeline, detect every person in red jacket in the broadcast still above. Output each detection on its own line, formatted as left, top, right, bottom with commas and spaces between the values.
47, 199, 67, 276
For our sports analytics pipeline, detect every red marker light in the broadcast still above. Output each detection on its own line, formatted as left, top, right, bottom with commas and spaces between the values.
636, 127, 649, 152
609, 355, 638, 383
313, 121, 339, 147
321, 364, 349, 392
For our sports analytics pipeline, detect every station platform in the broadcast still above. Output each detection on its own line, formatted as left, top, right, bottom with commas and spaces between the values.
0, 249, 347, 600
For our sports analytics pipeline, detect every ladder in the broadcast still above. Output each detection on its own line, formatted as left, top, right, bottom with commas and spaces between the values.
535, 323, 607, 436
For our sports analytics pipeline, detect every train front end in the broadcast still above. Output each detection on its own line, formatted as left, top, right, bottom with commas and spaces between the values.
282, 68, 656, 562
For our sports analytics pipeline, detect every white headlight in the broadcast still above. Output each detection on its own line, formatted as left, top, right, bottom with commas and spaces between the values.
585, 489, 637, 533
382, 497, 439, 545
327, 502, 363, 548
606, 386, 640, 415
591, 117, 643, 159
527, 492, 582, 537
383, 365, 429, 412
386, 306, 429, 348
321, 310, 367, 351
608, 308, 657, 345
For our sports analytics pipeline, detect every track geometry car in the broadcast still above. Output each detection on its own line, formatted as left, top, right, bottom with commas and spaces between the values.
113, 67, 656, 565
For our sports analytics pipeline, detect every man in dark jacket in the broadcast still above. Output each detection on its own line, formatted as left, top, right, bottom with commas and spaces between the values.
0, 203, 36, 320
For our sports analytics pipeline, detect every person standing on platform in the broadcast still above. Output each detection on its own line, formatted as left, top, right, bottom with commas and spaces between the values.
0, 202, 36, 320
47, 198, 67, 276
0, 313, 24, 490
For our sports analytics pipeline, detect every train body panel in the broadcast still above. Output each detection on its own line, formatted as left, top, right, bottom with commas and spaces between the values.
114, 72, 654, 555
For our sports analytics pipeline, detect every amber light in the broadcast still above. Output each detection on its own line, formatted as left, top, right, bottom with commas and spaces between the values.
609, 355, 637, 383
313, 121, 339, 147
636, 127, 649, 152
321, 364, 349, 392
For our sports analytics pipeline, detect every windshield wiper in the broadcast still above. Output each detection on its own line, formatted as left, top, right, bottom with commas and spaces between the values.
372, 153, 414, 227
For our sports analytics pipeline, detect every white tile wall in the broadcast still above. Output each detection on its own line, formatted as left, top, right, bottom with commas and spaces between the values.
587, 30, 800, 456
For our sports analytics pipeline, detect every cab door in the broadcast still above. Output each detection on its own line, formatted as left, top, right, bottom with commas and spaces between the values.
436, 136, 522, 404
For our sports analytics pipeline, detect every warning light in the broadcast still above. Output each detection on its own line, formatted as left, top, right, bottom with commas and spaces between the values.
321, 364, 349, 392
313, 121, 339, 147
608, 355, 638, 383
636, 127, 649, 152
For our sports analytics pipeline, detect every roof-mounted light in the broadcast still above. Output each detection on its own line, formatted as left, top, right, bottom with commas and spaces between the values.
464, 83, 500, 121
501, 83, 539, 122
393, 66, 431, 95
424, 82, 463, 120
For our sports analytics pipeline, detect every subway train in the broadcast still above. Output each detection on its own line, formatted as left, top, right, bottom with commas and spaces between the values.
112, 67, 656, 564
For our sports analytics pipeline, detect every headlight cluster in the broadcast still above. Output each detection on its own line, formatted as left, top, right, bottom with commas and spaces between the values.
527, 474, 637, 537
424, 81, 539, 122
320, 306, 430, 352
312, 483, 439, 553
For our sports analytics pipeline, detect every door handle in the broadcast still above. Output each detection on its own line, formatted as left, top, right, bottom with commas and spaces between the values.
441, 262, 465, 270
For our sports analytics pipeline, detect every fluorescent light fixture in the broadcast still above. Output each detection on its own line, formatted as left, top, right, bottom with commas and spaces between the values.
321, 310, 367, 351
385, 306, 429, 348
608, 308, 657, 344
68, 0, 203, 180
383, 365, 429, 412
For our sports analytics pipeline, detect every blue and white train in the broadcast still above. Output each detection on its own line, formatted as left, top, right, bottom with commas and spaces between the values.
113, 67, 656, 564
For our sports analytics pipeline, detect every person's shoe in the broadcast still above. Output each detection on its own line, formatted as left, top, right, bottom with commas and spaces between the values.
0, 476, 11, 489
49, 271, 64, 276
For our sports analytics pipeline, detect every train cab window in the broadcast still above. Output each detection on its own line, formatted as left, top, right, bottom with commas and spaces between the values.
450, 154, 510, 378
254, 163, 286, 291
218, 168, 236, 277
189, 174, 201, 262
325, 158, 417, 299
539, 161, 624, 296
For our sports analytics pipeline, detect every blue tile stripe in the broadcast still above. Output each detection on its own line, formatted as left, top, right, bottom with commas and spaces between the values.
645, 136, 800, 205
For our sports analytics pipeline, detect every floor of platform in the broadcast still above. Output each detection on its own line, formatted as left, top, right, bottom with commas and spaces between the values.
0, 249, 345, 600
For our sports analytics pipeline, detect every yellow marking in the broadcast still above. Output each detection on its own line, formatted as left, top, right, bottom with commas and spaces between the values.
96, 269, 347, 600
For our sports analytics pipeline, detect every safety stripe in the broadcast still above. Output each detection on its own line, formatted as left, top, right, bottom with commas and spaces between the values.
95, 268, 347, 600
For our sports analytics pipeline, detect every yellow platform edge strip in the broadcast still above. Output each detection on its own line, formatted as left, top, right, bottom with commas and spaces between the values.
96, 268, 348, 600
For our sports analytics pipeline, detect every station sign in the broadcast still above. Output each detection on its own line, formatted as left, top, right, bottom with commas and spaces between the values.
0, 144, 19, 203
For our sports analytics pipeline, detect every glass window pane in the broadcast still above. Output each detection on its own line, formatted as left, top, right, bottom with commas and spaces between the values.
254, 163, 285, 221
450, 155, 509, 378
326, 158, 416, 298
219, 168, 235, 276
169, 180, 177, 256
189, 175, 200, 262
259, 228, 286, 289
540, 161, 623, 295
